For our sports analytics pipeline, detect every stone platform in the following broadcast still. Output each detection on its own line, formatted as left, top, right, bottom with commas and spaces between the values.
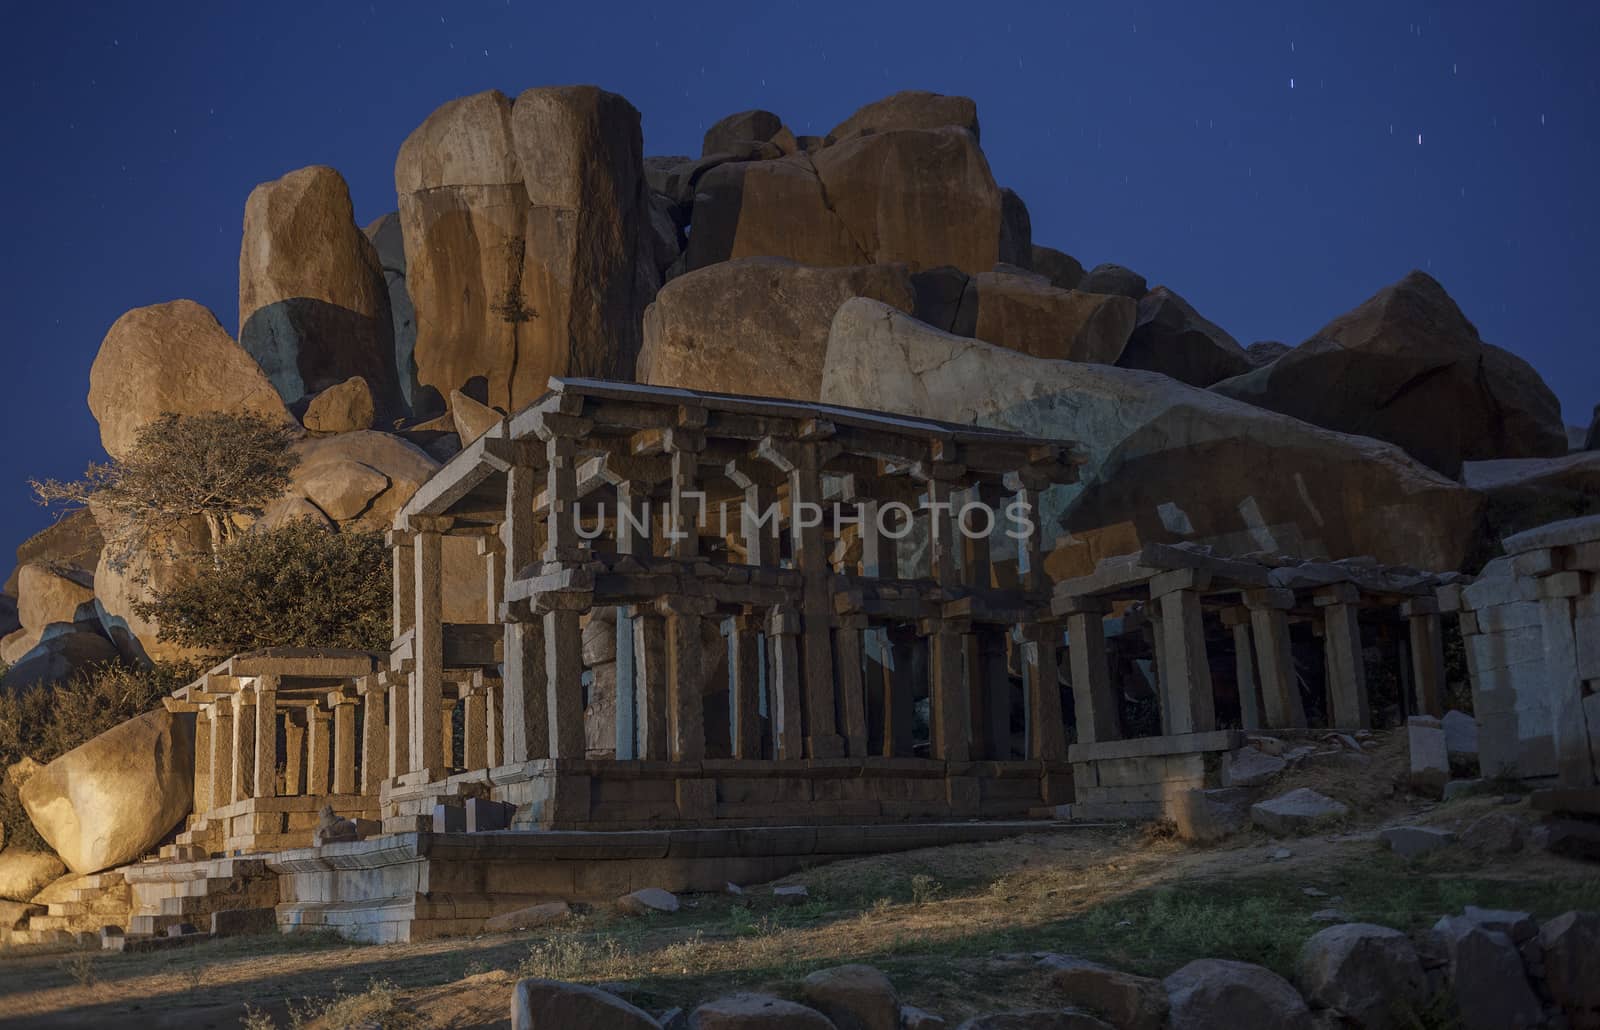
272, 820, 1074, 943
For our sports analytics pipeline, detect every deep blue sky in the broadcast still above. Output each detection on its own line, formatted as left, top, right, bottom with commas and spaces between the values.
2, 1, 1596, 561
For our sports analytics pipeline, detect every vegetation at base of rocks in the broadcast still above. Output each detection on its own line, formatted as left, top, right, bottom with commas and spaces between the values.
0, 662, 192, 852
30, 411, 299, 566
244, 978, 423, 1030
132, 519, 391, 655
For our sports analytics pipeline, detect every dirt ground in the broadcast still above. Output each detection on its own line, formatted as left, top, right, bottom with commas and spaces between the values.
1, 734, 1595, 1029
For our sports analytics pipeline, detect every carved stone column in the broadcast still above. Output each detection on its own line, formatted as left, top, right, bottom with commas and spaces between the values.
1150, 568, 1217, 735
253, 676, 279, 800
1061, 595, 1118, 745
1245, 587, 1306, 729
331, 694, 358, 795
921, 615, 971, 762
306, 706, 331, 797
388, 529, 414, 642
659, 596, 713, 762
1021, 622, 1067, 761
1401, 596, 1445, 718
284, 714, 305, 796
231, 685, 256, 804
1222, 607, 1262, 731
1316, 582, 1370, 730
631, 606, 670, 759
358, 676, 388, 795
410, 516, 448, 780
834, 614, 870, 757
385, 670, 411, 781
463, 681, 489, 770
729, 611, 763, 759
765, 605, 805, 760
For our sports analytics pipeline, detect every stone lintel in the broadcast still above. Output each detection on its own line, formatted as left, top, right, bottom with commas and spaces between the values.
1537, 571, 1590, 600
1244, 587, 1296, 611
1313, 582, 1361, 606
1399, 596, 1440, 618
1149, 567, 1212, 598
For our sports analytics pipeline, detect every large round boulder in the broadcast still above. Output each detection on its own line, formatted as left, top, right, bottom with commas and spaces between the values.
88, 301, 293, 460
239, 165, 403, 419
1296, 923, 1427, 1028
396, 86, 655, 419
19, 708, 195, 874
1212, 271, 1566, 476
687, 127, 1003, 276
266, 431, 440, 532
0, 850, 65, 902
0, 629, 120, 693
827, 89, 980, 142
510, 977, 658, 1029
638, 257, 916, 400
951, 270, 1135, 364
1117, 286, 1252, 387
1162, 959, 1311, 1029
821, 299, 1483, 578
8, 563, 99, 657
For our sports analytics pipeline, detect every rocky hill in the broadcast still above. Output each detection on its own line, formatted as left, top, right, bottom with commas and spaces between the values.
0, 84, 1595, 692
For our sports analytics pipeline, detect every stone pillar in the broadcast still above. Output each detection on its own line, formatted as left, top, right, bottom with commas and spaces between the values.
859, 499, 897, 579
411, 520, 446, 780
1151, 569, 1217, 735
730, 612, 763, 759
1062, 596, 1118, 745
1245, 588, 1306, 729
1402, 597, 1445, 718
193, 707, 212, 815
544, 604, 586, 759
482, 674, 504, 769
1022, 623, 1067, 761
973, 626, 1011, 759
388, 530, 415, 641
614, 608, 638, 759
959, 487, 994, 591
1531, 569, 1595, 786
544, 436, 582, 562
253, 677, 279, 800
386, 671, 411, 781
209, 697, 234, 811
1013, 481, 1047, 591
660, 597, 710, 762
231, 686, 256, 804
922, 617, 971, 761
479, 535, 504, 624
441, 697, 457, 772
306, 707, 331, 797
790, 452, 842, 758
1317, 583, 1371, 730
834, 615, 870, 757
501, 461, 547, 764
285, 715, 305, 796
1223, 607, 1262, 731
615, 481, 653, 558
331, 695, 357, 795
632, 608, 670, 759
463, 682, 489, 770
665, 431, 703, 560
924, 477, 960, 585
766, 605, 805, 760
358, 678, 388, 795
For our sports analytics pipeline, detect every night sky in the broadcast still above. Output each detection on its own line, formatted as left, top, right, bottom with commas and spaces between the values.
2, 1, 1596, 563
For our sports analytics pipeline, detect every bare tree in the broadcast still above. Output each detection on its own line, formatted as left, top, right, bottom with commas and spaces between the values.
32, 411, 300, 566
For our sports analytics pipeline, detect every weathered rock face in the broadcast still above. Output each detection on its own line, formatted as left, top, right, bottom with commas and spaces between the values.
1431, 915, 1542, 1030
703, 109, 784, 156
396, 86, 655, 419
239, 165, 402, 418
689, 993, 836, 1029
0, 850, 65, 902
87, 300, 293, 460
92, 508, 212, 665
687, 127, 1004, 276
1250, 788, 1349, 835
1162, 959, 1311, 1029
301, 376, 376, 433
1042, 956, 1169, 1030
801, 963, 900, 1030
363, 212, 419, 412
7, 508, 103, 597
270, 431, 440, 532
821, 300, 1484, 578
1031, 245, 1085, 291
1212, 271, 1567, 476
1246, 340, 1291, 367
15, 563, 97, 645
639, 257, 916, 400
1079, 263, 1147, 300
827, 90, 980, 142
1296, 923, 1427, 1029
20, 709, 194, 874
1117, 287, 1252, 387
0, 629, 120, 693
449, 389, 503, 446
998, 188, 1033, 268
941, 271, 1135, 364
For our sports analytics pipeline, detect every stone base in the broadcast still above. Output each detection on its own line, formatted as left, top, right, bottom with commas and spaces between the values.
184, 794, 381, 855
270, 820, 1076, 943
1068, 731, 1243, 822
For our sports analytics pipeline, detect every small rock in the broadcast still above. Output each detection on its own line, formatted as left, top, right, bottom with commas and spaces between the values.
725, 883, 746, 897
773, 885, 810, 905
1380, 826, 1457, 859
1040, 955, 1168, 1030
511, 978, 659, 1030
1461, 811, 1526, 855
617, 888, 680, 916
1442, 710, 1480, 763
1407, 717, 1450, 798
689, 992, 836, 1029
1221, 749, 1287, 788
1251, 789, 1350, 836
1247, 735, 1286, 757
1269, 848, 1294, 862
801, 964, 899, 1030
1162, 959, 1311, 1029
301, 376, 375, 432
1296, 922, 1428, 1030
1431, 915, 1542, 1030
485, 901, 572, 933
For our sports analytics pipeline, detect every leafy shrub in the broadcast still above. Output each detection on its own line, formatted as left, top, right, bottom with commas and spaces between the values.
132, 519, 391, 657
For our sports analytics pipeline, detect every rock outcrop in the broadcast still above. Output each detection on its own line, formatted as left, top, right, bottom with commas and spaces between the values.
687, 125, 1004, 276
1117, 287, 1252, 387
510, 978, 659, 1030
1, 629, 120, 693
301, 376, 376, 434
1212, 271, 1567, 476
265, 431, 440, 532
239, 165, 403, 418
363, 212, 419, 412
827, 89, 980, 142
19, 708, 195, 874
639, 257, 916, 400
821, 300, 1483, 577
0, 850, 65, 902
1296, 923, 1427, 1029
13, 563, 97, 653
396, 86, 655, 418
1031, 245, 1085, 291
922, 269, 1134, 364
87, 300, 292, 460
703, 108, 785, 156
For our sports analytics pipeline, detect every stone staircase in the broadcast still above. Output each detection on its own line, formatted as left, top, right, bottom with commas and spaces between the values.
8, 871, 134, 946
123, 857, 279, 938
